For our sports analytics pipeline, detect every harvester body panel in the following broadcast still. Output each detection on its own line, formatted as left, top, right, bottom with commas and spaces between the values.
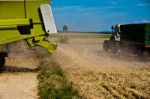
0, 0, 57, 67
0, 0, 57, 52
40, 4, 57, 34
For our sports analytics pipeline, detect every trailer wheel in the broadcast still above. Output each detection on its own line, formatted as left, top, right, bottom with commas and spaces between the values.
103, 40, 110, 52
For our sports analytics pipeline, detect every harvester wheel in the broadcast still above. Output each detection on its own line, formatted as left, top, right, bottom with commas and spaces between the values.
103, 40, 110, 52
0, 52, 7, 69
0, 56, 5, 69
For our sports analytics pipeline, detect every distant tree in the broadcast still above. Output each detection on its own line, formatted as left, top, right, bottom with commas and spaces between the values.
63, 25, 68, 32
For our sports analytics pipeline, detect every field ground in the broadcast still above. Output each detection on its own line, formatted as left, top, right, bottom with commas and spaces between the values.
0, 33, 150, 99
0, 41, 39, 99
52, 33, 150, 99
49, 32, 111, 38
0, 73, 37, 99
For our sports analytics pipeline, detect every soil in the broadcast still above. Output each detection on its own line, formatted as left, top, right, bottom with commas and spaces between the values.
0, 41, 39, 99
53, 36, 150, 99
0, 33, 150, 99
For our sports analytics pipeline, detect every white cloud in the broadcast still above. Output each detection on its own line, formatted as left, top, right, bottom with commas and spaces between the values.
74, 5, 147, 12
53, 6, 82, 11
137, 3, 150, 7
110, 2, 117, 5
53, 3, 150, 13
76, 5, 132, 12
131, 19, 150, 23
142, 19, 149, 23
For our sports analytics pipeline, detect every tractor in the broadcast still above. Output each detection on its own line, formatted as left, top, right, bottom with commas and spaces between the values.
0, 0, 57, 68
103, 23, 150, 55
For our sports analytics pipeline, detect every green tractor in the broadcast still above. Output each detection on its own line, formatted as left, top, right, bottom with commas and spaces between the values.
0, 0, 57, 68
103, 23, 150, 55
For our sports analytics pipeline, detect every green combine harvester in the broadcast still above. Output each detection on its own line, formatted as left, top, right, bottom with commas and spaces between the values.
0, 0, 57, 68
103, 23, 150, 55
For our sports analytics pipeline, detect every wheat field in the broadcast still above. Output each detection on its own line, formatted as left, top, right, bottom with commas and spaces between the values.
53, 33, 150, 99
0, 33, 149, 99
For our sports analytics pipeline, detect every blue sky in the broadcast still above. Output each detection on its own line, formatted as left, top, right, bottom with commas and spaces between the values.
51, 0, 150, 32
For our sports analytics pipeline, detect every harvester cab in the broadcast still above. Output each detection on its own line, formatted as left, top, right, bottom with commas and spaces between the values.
0, 0, 57, 68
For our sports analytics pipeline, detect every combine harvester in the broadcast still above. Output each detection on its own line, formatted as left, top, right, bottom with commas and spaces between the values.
0, 0, 57, 68
103, 23, 150, 55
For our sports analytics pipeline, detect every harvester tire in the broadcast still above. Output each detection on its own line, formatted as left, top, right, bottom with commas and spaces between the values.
103, 40, 110, 52
0, 52, 7, 69
0, 56, 5, 69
